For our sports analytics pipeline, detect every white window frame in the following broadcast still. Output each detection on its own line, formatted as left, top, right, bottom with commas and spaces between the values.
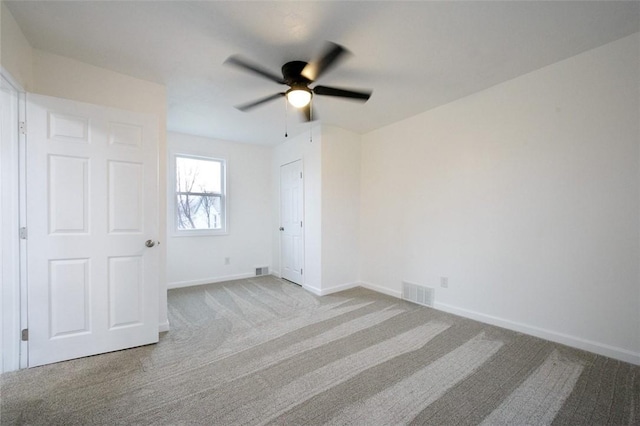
171, 153, 227, 236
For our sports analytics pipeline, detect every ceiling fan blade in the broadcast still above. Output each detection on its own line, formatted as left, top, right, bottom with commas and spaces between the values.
313, 85, 372, 101
301, 42, 349, 82
225, 55, 285, 84
236, 93, 285, 111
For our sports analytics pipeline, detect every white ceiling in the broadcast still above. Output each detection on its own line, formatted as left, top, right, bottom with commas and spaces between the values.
6, 1, 639, 145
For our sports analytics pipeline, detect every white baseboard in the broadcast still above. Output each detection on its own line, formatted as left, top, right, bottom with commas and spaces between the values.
301, 282, 368, 296
270, 270, 281, 278
302, 284, 322, 296
360, 281, 403, 299
349, 281, 639, 365
316, 282, 361, 296
434, 302, 640, 366
158, 320, 170, 333
168, 272, 255, 290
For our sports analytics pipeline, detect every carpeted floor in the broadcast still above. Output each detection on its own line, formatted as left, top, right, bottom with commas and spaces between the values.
1, 276, 638, 425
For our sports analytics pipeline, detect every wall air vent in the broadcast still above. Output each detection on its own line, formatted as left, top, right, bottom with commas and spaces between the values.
402, 281, 434, 307
255, 266, 269, 276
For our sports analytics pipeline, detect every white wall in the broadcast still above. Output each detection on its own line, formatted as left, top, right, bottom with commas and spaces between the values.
321, 126, 361, 292
360, 33, 640, 363
167, 132, 273, 288
31, 50, 166, 120
0, 2, 33, 90
272, 127, 323, 292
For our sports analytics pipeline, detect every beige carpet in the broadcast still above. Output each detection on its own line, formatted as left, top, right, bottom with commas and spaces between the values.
1, 275, 638, 425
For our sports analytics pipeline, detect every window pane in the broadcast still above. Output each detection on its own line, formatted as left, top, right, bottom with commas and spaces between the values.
176, 194, 222, 230
176, 156, 221, 193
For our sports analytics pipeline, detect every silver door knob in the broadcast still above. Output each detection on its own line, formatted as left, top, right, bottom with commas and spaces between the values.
145, 240, 156, 248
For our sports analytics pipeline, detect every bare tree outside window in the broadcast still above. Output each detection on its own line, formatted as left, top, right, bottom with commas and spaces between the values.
198, 187, 221, 229
175, 156, 225, 232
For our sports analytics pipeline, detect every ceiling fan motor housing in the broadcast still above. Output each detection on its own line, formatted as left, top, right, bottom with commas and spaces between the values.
282, 61, 311, 85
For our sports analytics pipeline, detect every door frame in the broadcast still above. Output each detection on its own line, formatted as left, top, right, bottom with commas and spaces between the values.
279, 159, 304, 285
0, 67, 28, 372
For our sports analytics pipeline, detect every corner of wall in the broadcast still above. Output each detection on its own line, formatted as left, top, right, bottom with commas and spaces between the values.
319, 125, 362, 291
1, 1, 34, 90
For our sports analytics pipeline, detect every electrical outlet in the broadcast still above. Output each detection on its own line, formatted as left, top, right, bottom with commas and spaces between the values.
440, 277, 449, 288
224, 257, 230, 265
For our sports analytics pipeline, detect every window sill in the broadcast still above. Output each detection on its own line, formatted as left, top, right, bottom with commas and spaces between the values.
171, 229, 229, 238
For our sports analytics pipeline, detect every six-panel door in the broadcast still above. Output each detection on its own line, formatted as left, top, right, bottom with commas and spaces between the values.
27, 94, 159, 367
280, 160, 304, 285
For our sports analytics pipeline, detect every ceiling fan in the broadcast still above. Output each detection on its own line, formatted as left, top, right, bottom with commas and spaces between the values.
224, 42, 372, 121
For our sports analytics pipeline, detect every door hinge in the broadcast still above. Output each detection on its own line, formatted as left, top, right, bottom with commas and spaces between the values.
21, 329, 28, 341
19, 121, 26, 136
300, 221, 303, 227
19, 227, 27, 240
301, 269, 303, 275
300, 172, 302, 179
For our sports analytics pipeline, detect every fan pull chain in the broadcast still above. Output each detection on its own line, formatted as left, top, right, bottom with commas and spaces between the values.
284, 98, 289, 138
309, 101, 313, 143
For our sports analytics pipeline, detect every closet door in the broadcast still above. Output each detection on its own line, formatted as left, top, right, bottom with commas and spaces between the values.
280, 159, 304, 285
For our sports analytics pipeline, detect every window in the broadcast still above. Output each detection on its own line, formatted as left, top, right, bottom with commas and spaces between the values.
174, 154, 226, 234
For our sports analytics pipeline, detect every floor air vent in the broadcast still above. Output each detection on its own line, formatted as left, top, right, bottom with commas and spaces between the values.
255, 266, 269, 276
402, 281, 434, 307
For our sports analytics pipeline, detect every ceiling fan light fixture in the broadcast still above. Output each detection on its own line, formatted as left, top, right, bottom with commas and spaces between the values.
286, 87, 312, 108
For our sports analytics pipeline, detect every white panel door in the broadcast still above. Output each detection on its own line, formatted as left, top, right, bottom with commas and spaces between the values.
26, 94, 159, 367
280, 160, 304, 285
